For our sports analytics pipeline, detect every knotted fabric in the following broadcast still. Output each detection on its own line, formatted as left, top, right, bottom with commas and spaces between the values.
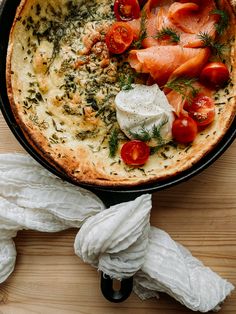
0, 153, 234, 312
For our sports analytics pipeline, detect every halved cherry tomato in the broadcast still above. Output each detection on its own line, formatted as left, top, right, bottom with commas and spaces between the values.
114, 0, 141, 21
172, 116, 198, 144
121, 140, 150, 166
105, 22, 134, 54
200, 62, 230, 89
184, 94, 215, 127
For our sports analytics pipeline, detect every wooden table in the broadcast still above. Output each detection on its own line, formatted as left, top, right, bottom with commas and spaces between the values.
0, 111, 236, 314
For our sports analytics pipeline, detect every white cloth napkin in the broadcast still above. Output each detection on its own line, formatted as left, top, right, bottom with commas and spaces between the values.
0, 153, 234, 312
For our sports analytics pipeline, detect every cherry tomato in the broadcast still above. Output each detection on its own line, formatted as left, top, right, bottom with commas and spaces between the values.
184, 94, 215, 127
172, 116, 198, 144
121, 140, 150, 166
200, 62, 230, 89
114, 0, 141, 21
105, 22, 134, 54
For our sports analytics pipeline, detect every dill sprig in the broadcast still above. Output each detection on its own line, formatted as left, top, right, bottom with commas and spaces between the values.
109, 128, 119, 158
129, 126, 151, 142
118, 73, 135, 91
198, 32, 226, 59
211, 9, 229, 35
38, 21, 66, 71
133, 10, 147, 48
155, 27, 180, 44
165, 77, 199, 102
152, 118, 168, 144
129, 119, 170, 155
130, 118, 168, 144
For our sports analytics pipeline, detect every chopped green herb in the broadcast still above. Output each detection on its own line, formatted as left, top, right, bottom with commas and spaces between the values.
86, 97, 99, 111
152, 118, 169, 144
119, 73, 135, 91
95, 104, 108, 117
26, 96, 39, 104
35, 92, 43, 101
63, 104, 79, 115
150, 145, 162, 155
133, 9, 147, 48
160, 152, 168, 160
29, 114, 49, 130
75, 130, 98, 140
60, 74, 77, 98
129, 126, 151, 142
185, 145, 192, 153
35, 4, 41, 16
109, 128, 119, 157
155, 27, 180, 44
198, 32, 226, 59
211, 9, 229, 35
165, 77, 199, 103
130, 118, 169, 155
23, 101, 32, 110
137, 168, 147, 175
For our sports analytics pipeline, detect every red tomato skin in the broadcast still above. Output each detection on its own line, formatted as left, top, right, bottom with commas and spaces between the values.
105, 22, 134, 54
121, 140, 150, 166
200, 62, 230, 89
172, 116, 198, 144
114, 0, 141, 21
184, 95, 215, 127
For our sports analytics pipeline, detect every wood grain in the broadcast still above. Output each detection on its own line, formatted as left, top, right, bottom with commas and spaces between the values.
0, 110, 236, 314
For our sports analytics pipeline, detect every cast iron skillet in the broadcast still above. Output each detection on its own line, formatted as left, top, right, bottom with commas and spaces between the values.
0, 0, 236, 303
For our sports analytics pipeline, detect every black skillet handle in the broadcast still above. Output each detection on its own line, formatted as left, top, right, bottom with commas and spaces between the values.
95, 191, 141, 303
100, 272, 133, 303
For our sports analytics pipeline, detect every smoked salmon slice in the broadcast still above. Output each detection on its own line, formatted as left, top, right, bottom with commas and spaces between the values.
126, 0, 218, 115
166, 90, 187, 116
169, 47, 210, 80
144, 0, 174, 17
168, 0, 217, 34
168, 2, 200, 34
128, 0, 218, 48
168, 0, 218, 47
128, 46, 210, 85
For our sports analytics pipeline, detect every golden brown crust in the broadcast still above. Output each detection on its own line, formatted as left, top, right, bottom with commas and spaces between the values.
6, 0, 236, 187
